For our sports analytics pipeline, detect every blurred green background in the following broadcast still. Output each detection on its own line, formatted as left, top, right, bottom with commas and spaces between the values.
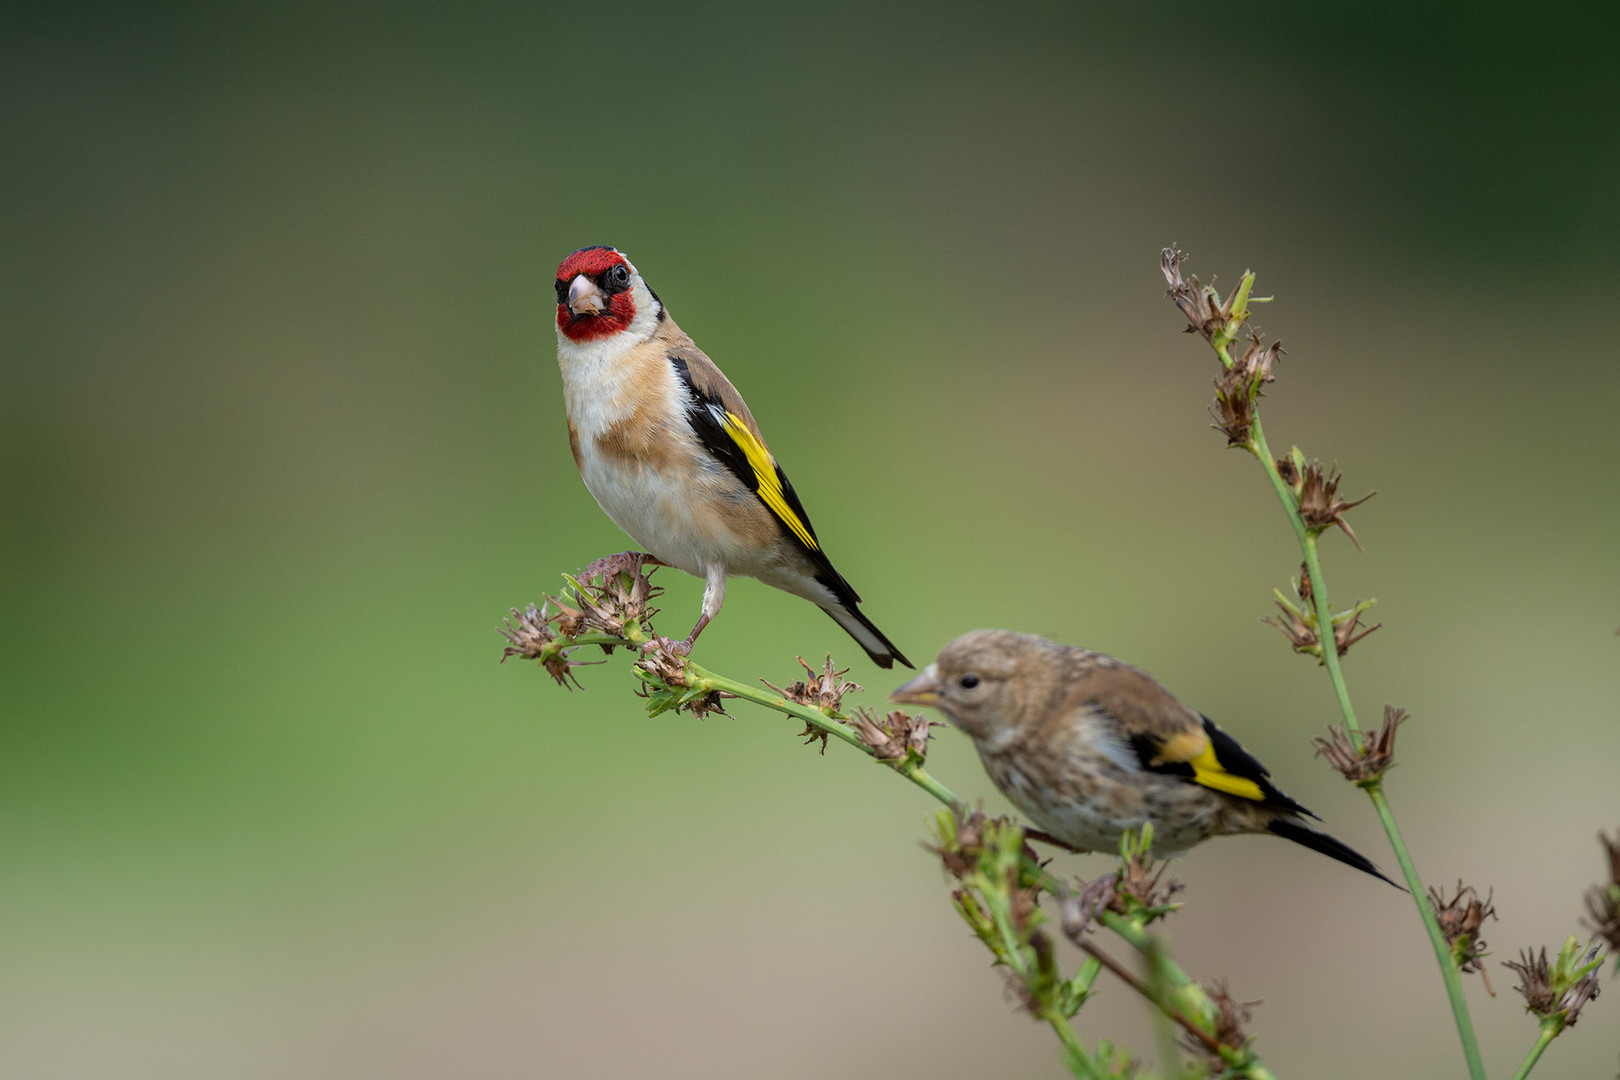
5, 3, 1618, 1077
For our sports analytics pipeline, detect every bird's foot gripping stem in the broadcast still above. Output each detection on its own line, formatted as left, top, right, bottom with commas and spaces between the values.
639, 613, 709, 660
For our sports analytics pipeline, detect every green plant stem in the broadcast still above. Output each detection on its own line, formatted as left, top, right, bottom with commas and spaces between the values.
549, 621, 969, 812
541, 617, 1275, 1077
688, 660, 969, 811
1366, 781, 1484, 1079
1048, 1015, 1099, 1079
1244, 416, 1485, 1080
1145, 935, 1185, 1079
976, 863, 1097, 1077
1509, 1019, 1562, 1080
1071, 954, 1102, 999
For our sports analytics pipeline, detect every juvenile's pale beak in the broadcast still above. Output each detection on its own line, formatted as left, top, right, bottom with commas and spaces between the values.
567, 274, 605, 316
889, 663, 942, 707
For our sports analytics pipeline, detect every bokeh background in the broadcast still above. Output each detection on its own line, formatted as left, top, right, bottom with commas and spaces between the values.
5, 3, 1619, 1077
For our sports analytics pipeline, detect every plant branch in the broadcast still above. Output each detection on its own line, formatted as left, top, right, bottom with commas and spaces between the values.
507, 572, 1278, 1078
1162, 254, 1486, 1080
1508, 1018, 1562, 1080
1077, 938, 1224, 1059
1248, 405, 1484, 1080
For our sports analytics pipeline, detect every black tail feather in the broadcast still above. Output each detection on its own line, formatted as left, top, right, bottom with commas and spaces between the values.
1267, 817, 1405, 890
819, 602, 911, 669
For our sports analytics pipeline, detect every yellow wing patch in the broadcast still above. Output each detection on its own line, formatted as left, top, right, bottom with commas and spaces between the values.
719, 411, 819, 551
1187, 742, 1266, 802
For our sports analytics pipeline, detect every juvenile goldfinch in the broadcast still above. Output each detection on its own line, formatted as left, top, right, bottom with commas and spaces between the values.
892, 630, 1398, 885
552, 245, 910, 668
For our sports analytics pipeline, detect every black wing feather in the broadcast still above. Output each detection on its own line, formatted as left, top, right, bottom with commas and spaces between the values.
1200, 715, 1318, 818
668, 355, 860, 605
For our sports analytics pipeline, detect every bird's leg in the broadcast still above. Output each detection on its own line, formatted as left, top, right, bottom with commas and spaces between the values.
666, 567, 726, 656
579, 551, 665, 582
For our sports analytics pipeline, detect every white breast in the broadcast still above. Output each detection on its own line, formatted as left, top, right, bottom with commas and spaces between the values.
557, 330, 757, 580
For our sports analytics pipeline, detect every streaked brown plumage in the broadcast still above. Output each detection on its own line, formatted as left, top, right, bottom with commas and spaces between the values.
892, 629, 1398, 885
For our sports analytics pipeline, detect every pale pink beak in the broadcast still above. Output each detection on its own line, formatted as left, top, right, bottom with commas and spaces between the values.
889, 663, 943, 707
567, 274, 605, 316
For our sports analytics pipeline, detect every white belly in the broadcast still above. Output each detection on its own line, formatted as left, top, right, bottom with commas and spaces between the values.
577, 451, 732, 577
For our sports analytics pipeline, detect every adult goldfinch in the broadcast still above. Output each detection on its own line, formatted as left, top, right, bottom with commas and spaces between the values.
552, 246, 910, 669
892, 630, 1397, 884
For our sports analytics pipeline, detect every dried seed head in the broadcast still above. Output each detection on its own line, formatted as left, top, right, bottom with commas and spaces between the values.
1314, 706, 1407, 785
1263, 583, 1380, 663
1298, 461, 1376, 550
762, 655, 861, 713
1009, 878, 1041, 934
1276, 456, 1300, 491
1262, 594, 1319, 654
1236, 331, 1283, 385
1205, 329, 1283, 447
849, 707, 935, 765
1162, 247, 1243, 342
1504, 939, 1604, 1026
1112, 848, 1182, 917
1428, 880, 1498, 992
497, 602, 598, 689
1330, 604, 1381, 656
932, 810, 990, 879
762, 656, 861, 754
1207, 979, 1259, 1051
1583, 829, 1620, 954
572, 566, 660, 637
1182, 979, 1259, 1062
498, 603, 556, 662
634, 638, 729, 718
1210, 365, 1256, 446
1507, 947, 1559, 1015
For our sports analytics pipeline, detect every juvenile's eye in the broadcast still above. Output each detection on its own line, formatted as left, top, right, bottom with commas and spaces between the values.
958, 674, 980, 690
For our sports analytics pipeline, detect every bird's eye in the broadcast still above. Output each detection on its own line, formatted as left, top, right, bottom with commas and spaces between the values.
958, 674, 980, 690
606, 264, 630, 289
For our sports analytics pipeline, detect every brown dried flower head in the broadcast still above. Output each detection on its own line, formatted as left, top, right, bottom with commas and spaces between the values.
1201, 978, 1260, 1055
1507, 947, 1559, 1015
935, 810, 989, 878
1262, 583, 1380, 662
1314, 706, 1407, 785
1584, 829, 1620, 954
1162, 246, 1242, 342
1236, 331, 1283, 385
498, 602, 596, 689
1428, 880, 1498, 992
1504, 940, 1604, 1026
1112, 846, 1183, 917
1330, 605, 1381, 655
634, 637, 729, 718
1009, 876, 1041, 935
499, 602, 555, 662
1210, 365, 1256, 446
568, 561, 662, 639
762, 655, 862, 752
1206, 329, 1282, 447
1297, 461, 1375, 551
849, 707, 935, 765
